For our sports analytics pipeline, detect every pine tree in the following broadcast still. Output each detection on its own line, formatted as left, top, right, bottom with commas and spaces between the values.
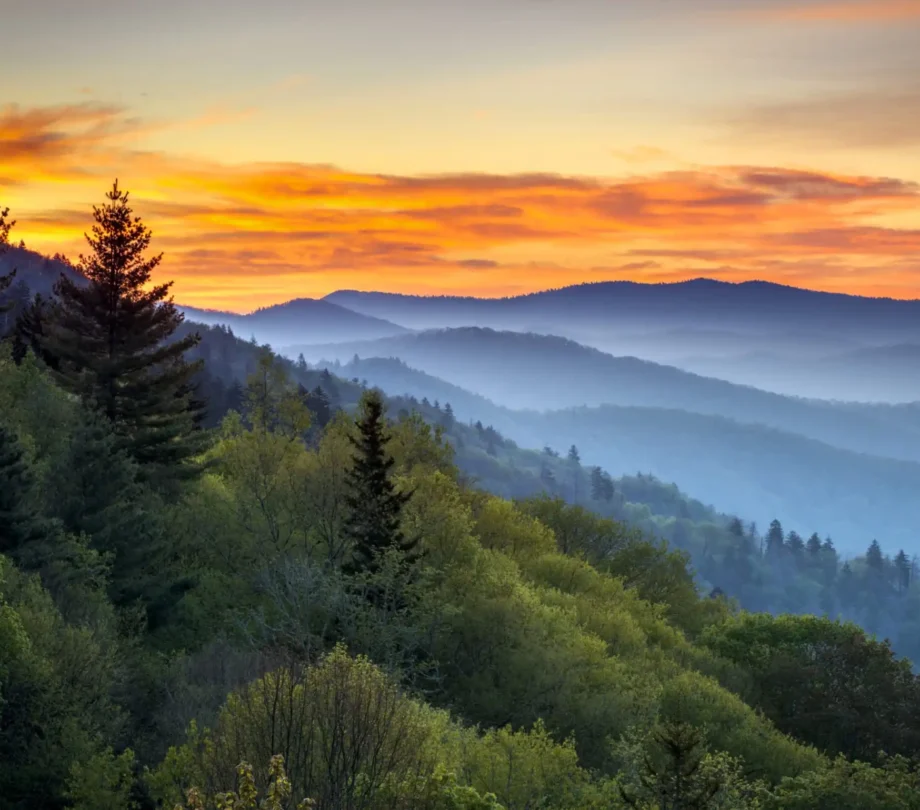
786, 531, 805, 560
765, 519, 785, 559
342, 390, 416, 577
305, 385, 332, 429
0, 423, 49, 558
42, 181, 208, 488
894, 550, 911, 593
866, 539, 884, 571
0, 206, 17, 314
441, 401, 455, 429
807, 532, 822, 556
11, 293, 56, 367
620, 721, 723, 810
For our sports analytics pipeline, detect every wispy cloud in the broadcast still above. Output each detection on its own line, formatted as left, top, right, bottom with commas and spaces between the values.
3, 102, 920, 309
723, 85, 920, 150
751, 0, 920, 23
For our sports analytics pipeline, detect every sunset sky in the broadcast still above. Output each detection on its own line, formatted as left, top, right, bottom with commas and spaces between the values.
2, 0, 920, 310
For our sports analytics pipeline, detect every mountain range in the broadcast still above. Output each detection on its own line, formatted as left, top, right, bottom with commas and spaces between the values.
6, 248, 920, 554
324, 354, 920, 553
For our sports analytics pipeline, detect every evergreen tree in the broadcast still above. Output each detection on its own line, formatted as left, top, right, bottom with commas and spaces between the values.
620, 721, 723, 810
342, 390, 416, 577
765, 519, 785, 559
786, 530, 805, 560
305, 385, 332, 429
11, 293, 56, 367
0, 423, 49, 558
728, 517, 744, 538
866, 539, 884, 572
42, 181, 208, 488
807, 532, 823, 556
441, 401, 455, 429
567, 444, 580, 464
894, 550, 911, 593
0, 206, 17, 315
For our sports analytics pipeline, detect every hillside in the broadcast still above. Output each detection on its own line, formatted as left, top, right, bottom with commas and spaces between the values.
178, 297, 410, 346
681, 344, 920, 403
325, 279, 920, 343
287, 327, 920, 465
330, 355, 920, 553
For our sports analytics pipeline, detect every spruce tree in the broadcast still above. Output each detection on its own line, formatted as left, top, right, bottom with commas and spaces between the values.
342, 389, 416, 577
0, 423, 48, 558
43, 181, 208, 488
0, 206, 17, 314
11, 293, 56, 367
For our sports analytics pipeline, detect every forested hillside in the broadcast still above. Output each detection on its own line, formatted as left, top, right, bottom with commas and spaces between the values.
3, 193, 920, 809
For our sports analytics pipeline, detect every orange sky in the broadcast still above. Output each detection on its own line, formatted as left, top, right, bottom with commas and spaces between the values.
2, 0, 920, 311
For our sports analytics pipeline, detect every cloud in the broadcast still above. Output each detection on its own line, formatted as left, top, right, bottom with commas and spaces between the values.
723, 85, 920, 149
4, 101, 920, 308
750, 0, 920, 23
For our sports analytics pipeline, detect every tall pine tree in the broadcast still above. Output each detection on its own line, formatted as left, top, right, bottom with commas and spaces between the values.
43, 181, 208, 488
0, 206, 16, 313
342, 389, 416, 577
0, 423, 49, 559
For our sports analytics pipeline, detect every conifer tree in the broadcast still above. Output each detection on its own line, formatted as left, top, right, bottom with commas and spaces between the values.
807, 532, 822, 556
0, 206, 17, 313
620, 721, 723, 810
11, 293, 55, 367
0, 423, 49, 558
342, 389, 416, 577
894, 550, 911, 593
43, 181, 208, 488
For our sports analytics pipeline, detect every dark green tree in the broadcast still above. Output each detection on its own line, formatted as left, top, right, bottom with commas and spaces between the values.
43, 181, 208, 489
765, 519, 785, 559
620, 721, 723, 810
806, 532, 822, 556
11, 293, 56, 367
0, 206, 17, 315
894, 550, 911, 593
342, 390, 416, 577
0, 423, 50, 560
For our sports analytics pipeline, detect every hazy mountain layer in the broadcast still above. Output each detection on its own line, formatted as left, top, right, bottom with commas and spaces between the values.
333, 355, 920, 554
286, 327, 920, 465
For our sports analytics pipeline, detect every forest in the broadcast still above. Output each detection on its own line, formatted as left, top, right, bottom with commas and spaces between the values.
2, 187, 920, 809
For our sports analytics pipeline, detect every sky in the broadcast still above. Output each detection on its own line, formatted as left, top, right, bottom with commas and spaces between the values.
2, 0, 920, 311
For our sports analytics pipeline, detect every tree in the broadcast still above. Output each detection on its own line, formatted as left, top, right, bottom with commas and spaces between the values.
866, 539, 884, 572
0, 423, 51, 560
342, 390, 416, 577
894, 550, 911, 593
11, 293, 58, 368
619, 721, 743, 810
806, 533, 822, 556
43, 181, 208, 489
304, 385, 332, 430
765, 519, 785, 559
700, 613, 920, 764
0, 207, 17, 315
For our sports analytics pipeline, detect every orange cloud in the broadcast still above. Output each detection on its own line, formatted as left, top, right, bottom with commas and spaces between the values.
751, 0, 920, 22
2, 102, 920, 310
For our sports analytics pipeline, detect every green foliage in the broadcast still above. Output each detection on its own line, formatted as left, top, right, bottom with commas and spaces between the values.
765, 754, 920, 810
343, 390, 416, 577
172, 755, 314, 810
3, 226, 920, 810
0, 556, 125, 810
150, 646, 458, 810
66, 748, 139, 810
42, 181, 209, 490
700, 613, 920, 763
